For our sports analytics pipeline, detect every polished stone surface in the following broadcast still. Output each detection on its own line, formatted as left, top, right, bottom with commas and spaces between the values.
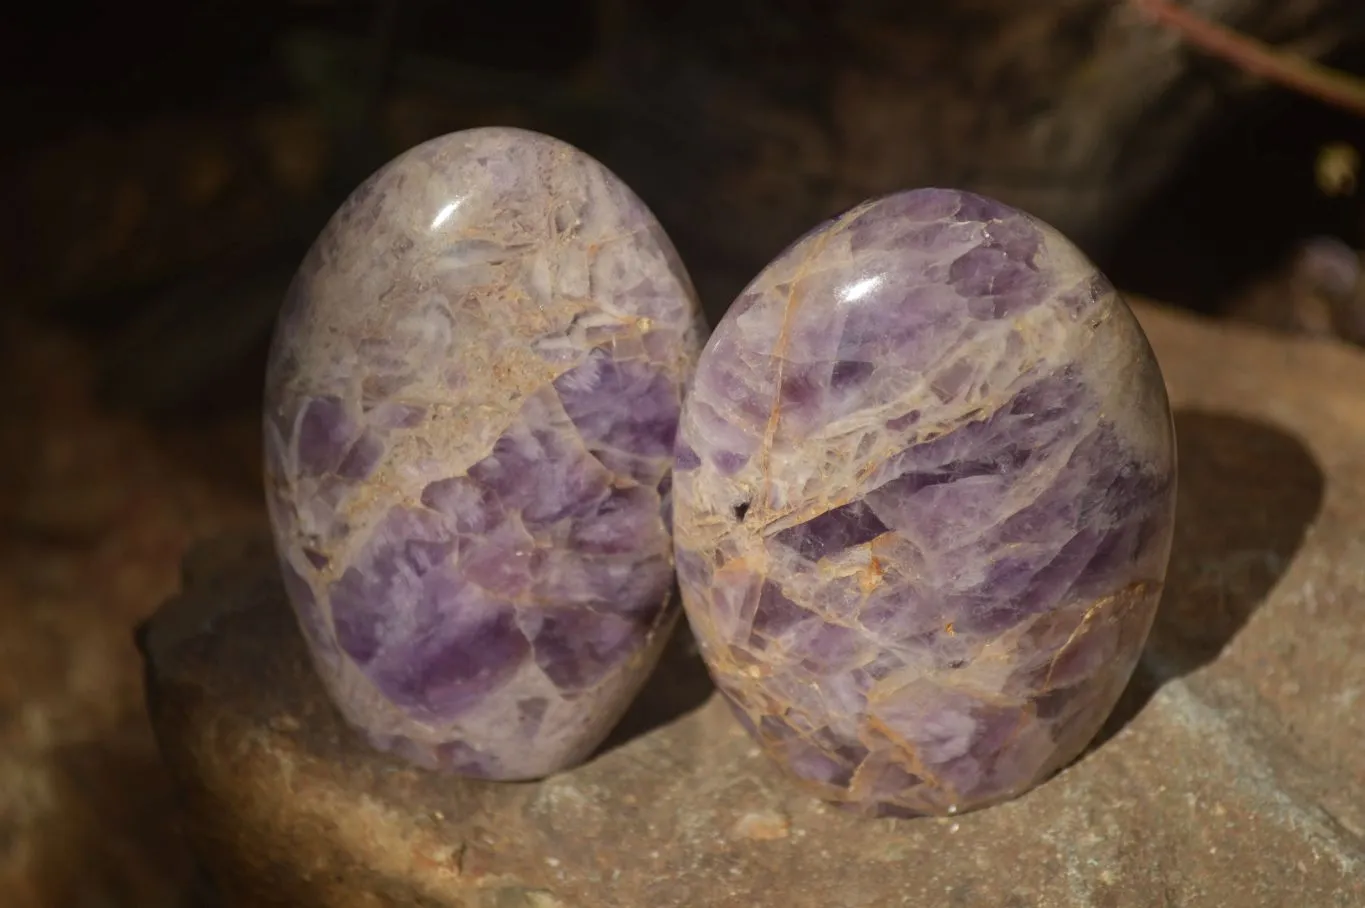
262, 127, 705, 779
672, 188, 1177, 815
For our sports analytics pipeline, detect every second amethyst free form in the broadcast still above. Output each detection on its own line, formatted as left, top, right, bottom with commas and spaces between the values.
672, 188, 1177, 816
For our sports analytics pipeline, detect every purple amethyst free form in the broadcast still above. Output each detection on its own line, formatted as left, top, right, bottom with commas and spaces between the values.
262, 127, 706, 780
672, 188, 1177, 817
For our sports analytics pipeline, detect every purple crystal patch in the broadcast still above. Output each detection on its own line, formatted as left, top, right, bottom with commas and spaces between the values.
263, 126, 705, 780
672, 188, 1176, 817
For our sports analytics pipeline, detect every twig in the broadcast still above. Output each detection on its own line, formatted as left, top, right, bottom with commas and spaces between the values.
1132, 0, 1365, 118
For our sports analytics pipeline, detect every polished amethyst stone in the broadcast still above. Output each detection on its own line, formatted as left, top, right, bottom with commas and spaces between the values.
263, 127, 706, 779
672, 188, 1176, 816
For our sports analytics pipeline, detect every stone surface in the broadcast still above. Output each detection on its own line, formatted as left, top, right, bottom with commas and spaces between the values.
262, 126, 706, 780
671, 188, 1176, 817
143, 300, 1365, 907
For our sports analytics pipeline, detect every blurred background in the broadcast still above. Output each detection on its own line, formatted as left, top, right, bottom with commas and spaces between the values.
0, 1, 1362, 905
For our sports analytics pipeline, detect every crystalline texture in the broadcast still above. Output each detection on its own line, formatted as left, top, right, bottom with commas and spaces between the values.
672, 188, 1176, 816
263, 127, 706, 780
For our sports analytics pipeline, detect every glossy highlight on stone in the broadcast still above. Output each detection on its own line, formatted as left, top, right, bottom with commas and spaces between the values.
672, 188, 1176, 817
263, 127, 706, 780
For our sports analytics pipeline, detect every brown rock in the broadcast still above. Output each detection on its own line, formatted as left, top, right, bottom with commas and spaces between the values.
142, 300, 1365, 907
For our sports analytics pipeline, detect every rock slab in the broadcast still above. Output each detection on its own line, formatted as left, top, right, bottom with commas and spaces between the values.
142, 300, 1365, 907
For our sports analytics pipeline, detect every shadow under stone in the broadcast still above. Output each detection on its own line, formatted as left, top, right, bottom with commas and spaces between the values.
593, 605, 716, 758
1092, 408, 1325, 748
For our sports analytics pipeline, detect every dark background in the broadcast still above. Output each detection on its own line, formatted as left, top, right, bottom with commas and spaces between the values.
4, 1, 1364, 354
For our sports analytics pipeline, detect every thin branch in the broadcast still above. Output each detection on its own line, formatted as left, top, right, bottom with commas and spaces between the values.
1133, 0, 1365, 118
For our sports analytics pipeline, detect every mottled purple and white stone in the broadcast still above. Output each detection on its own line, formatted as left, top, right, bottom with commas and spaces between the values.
263, 127, 706, 780
672, 188, 1176, 817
